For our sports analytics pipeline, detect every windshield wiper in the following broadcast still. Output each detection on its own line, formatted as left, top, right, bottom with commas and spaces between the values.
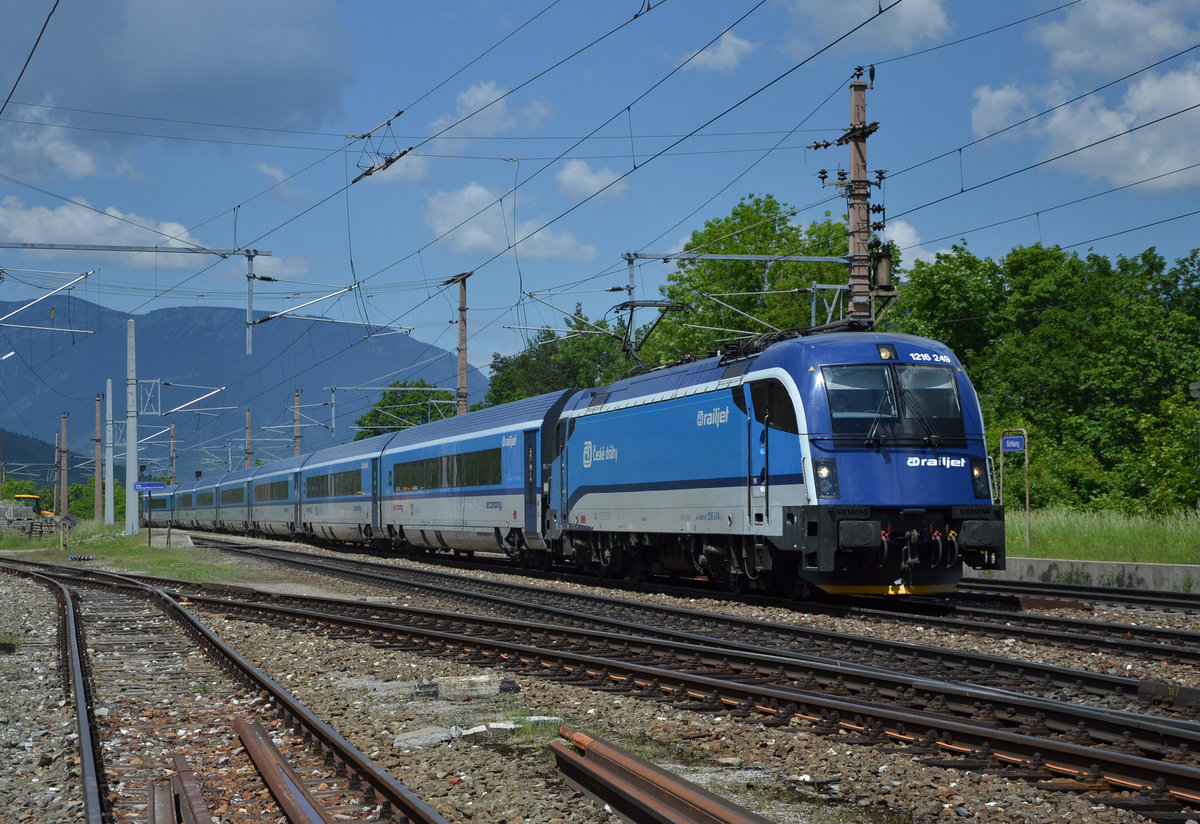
863, 391, 893, 448
899, 388, 941, 448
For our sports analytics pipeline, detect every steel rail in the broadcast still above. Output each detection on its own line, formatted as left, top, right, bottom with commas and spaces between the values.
184, 544, 1200, 708
111, 577, 1200, 807
551, 726, 773, 824
960, 576, 1200, 612
208, 540, 1200, 665
0, 566, 107, 824
147, 758, 210, 824
235, 717, 338, 824
159, 584, 1200, 760
2, 562, 451, 824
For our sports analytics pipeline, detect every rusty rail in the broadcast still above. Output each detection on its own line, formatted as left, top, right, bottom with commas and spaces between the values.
235, 717, 338, 824
147, 756, 210, 824
550, 726, 773, 824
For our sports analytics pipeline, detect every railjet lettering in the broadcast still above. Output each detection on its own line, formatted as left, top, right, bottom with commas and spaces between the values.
906, 457, 967, 468
696, 406, 730, 427
582, 440, 618, 469
501, 434, 518, 447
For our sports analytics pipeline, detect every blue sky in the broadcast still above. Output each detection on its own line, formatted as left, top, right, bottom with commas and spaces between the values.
1, 0, 1198, 387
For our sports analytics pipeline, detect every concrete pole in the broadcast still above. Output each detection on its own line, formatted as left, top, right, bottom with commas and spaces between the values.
245, 410, 252, 468
293, 390, 301, 456
457, 275, 468, 415
53, 433, 59, 515
125, 319, 138, 535
246, 253, 255, 356
94, 395, 102, 521
105, 380, 114, 525
60, 414, 68, 516
170, 424, 176, 484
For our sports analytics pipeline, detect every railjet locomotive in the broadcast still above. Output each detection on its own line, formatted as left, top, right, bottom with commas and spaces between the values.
147, 331, 1005, 596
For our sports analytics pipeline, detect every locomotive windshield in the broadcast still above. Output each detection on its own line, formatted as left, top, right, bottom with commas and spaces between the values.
822, 363, 965, 446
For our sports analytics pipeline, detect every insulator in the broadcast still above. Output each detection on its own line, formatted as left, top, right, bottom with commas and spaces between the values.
871, 204, 885, 213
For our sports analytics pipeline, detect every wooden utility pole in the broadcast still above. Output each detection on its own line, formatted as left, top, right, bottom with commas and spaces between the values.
846, 71, 876, 322
94, 395, 102, 520
810, 66, 882, 327
441, 271, 473, 415
293, 390, 302, 456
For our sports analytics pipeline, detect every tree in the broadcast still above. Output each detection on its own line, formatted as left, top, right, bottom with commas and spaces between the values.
484, 308, 630, 406
64, 476, 126, 522
353, 379, 455, 440
640, 195, 850, 364
881, 241, 1005, 361
890, 242, 1200, 513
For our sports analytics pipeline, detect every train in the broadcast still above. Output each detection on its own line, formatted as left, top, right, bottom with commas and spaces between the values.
142, 331, 1005, 597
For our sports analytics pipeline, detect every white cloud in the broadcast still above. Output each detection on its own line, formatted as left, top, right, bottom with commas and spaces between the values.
253, 161, 312, 201
1037, 62, 1200, 191
0, 104, 99, 180
1032, 0, 1200, 76
686, 32, 757, 72
429, 81, 553, 141
970, 84, 1029, 139
883, 220, 943, 265
0, 195, 208, 269
522, 98, 553, 130
431, 81, 516, 137
781, 0, 950, 54
423, 182, 595, 261
555, 159, 628, 200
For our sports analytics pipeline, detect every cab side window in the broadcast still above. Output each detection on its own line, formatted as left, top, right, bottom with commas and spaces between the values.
748, 379, 798, 434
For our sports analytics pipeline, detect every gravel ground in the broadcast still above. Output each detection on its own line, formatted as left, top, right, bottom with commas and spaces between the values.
0, 574, 86, 824
3, 541, 1200, 824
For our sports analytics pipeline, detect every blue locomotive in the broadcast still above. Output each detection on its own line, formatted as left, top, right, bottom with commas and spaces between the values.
146, 331, 1005, 596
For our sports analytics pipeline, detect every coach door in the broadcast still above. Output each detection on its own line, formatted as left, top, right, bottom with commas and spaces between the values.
747, 383, 768, 526
747, 379, 800, 527
291, 471, 302, 530
523, 429, 539, 538
370, 458, 380, 533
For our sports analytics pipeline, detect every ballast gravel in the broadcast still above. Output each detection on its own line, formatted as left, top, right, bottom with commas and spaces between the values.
2, 544, 1199, 824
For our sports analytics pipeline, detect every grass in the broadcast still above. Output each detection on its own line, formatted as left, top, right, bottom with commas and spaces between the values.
0, 520, 264, 584
1003, 507, 1200, 565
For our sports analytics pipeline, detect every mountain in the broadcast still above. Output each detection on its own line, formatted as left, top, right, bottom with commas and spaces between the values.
0, 426, 105, 490
0, 296, 487, 482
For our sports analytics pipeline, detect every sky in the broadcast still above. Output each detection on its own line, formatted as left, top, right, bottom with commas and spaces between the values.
1, 0, 1198, 445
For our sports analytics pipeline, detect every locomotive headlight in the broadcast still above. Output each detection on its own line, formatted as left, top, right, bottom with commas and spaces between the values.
813, 458, 840, 499
970, 457, 990, 499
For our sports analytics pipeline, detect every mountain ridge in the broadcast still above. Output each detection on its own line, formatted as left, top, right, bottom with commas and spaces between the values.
0, 296, 487, 482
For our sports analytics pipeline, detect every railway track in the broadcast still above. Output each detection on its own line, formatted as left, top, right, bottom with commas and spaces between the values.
188, 539, 1200, 710
0, 560, 451, 824
959, 576, 1200, 613
26, 553, 1200, 822
193, 536, 1200, 667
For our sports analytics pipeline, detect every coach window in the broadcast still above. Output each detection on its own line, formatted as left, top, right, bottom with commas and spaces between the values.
749, 379, 799, 434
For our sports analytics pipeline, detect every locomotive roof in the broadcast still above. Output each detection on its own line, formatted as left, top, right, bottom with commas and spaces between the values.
564, 332, 961, 412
